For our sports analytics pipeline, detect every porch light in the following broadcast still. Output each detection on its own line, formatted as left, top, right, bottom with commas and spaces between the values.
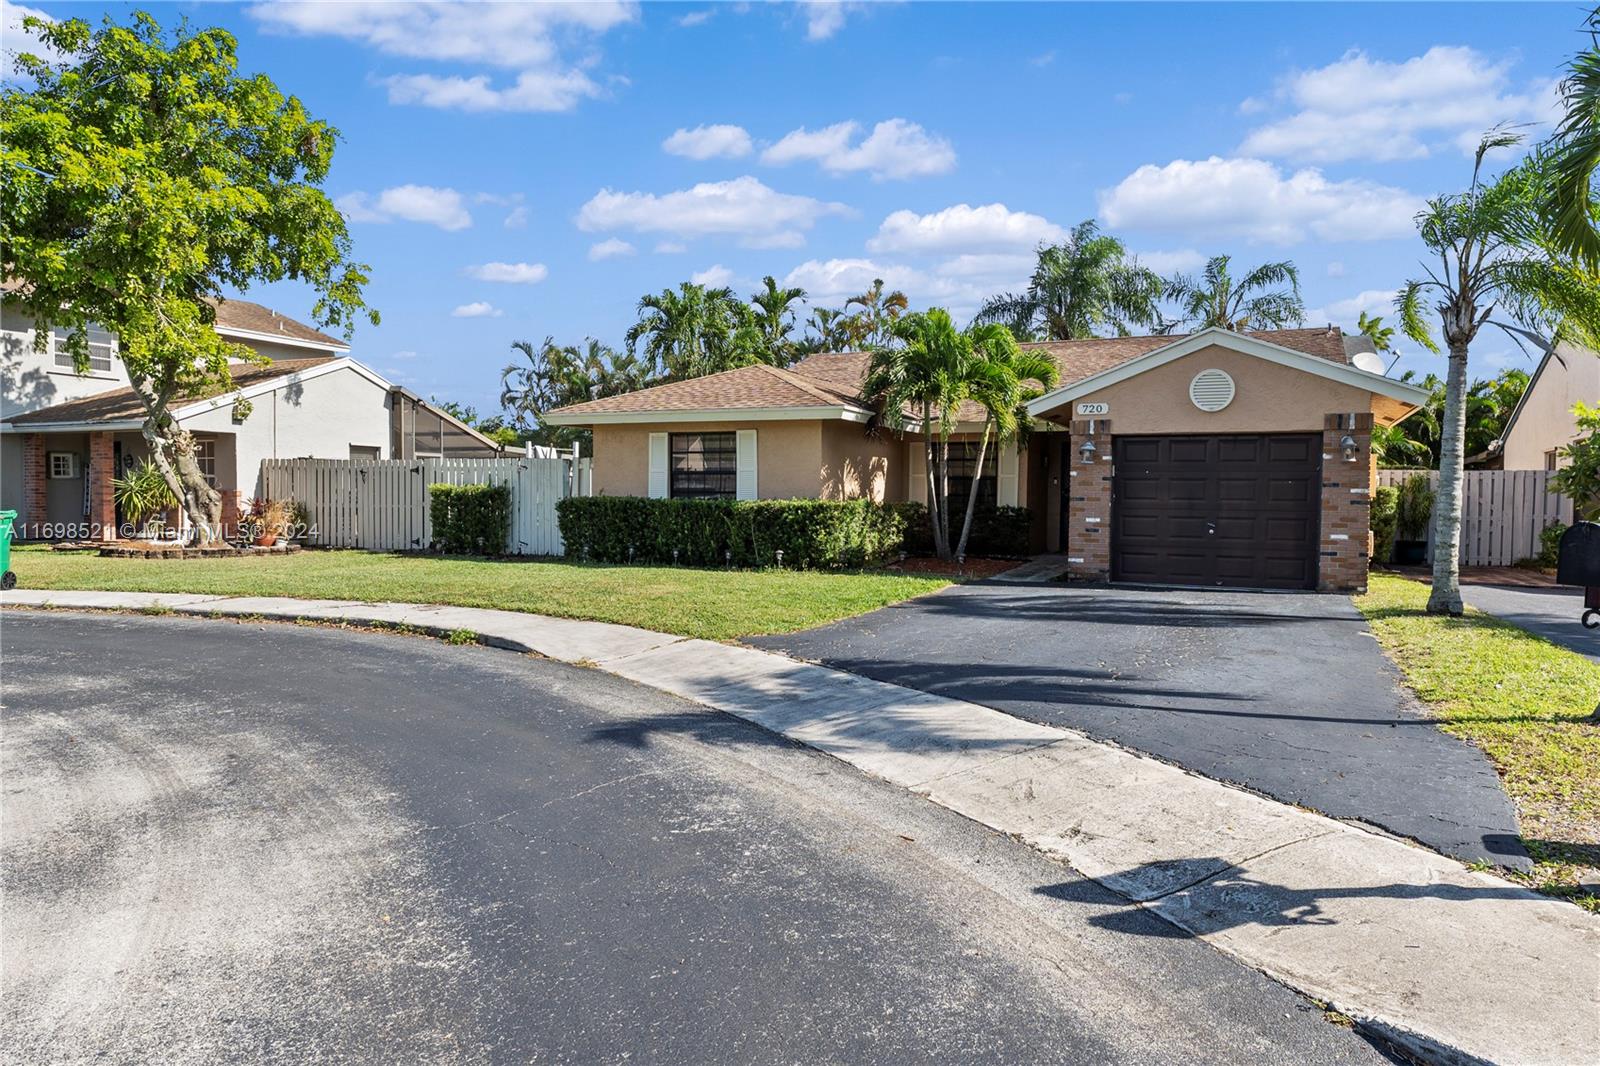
1340, 434, 1360, 462
1078, 438, 1097, 464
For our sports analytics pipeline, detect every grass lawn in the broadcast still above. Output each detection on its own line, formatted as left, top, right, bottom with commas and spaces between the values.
5, 545, 950, 642
1356, 573, 1600, 910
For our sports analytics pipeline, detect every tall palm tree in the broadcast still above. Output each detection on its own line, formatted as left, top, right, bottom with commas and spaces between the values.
1397, 132, 1600, 613
844, 278, 910, 348
625, 282, 759, 380
500, 337, 653, 449
951, 329, 1061, 559
1166, 255, 1305, 331
1541, 7, 1600, 267
749, 275, 807, 366
805, 306, 855, 352
974, 221, 1164, 340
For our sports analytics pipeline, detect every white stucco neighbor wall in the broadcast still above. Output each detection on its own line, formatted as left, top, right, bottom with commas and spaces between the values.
1501, 345, 1600, 470
1, 308, 133, 421
180, 365, 393, 497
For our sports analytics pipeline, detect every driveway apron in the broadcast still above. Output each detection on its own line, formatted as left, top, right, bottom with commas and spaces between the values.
1462, 582, 1599, 663
755, 580, 1528, 869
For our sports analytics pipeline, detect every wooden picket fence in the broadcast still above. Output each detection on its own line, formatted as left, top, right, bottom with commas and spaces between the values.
260, 454, 592, 555
1376, 468, 1573, 566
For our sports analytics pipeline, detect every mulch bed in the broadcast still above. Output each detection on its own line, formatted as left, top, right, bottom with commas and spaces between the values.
96, 542, 303, 560
881, 556, 1022, 579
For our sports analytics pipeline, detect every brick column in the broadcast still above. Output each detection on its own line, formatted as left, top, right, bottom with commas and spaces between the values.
87, 431, 116, 542
1065, 418, 1114, 583
1319, 413, 1374, 592
221, 489, 241, 539
22, 434, 46, 537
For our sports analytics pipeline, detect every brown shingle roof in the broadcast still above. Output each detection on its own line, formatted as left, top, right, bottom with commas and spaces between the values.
5, 357, 338, 425
551, 327, 1354, 422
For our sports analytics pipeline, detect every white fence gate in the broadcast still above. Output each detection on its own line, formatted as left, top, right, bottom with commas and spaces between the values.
1376, 468, 1573, 566
261, 454, 593, 555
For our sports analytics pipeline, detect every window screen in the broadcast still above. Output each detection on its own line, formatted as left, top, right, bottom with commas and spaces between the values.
669, 432, 737, 499
945, 439, 997, 514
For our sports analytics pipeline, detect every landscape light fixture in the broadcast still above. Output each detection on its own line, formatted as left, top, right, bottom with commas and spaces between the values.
1340, 434, 1360, 462
1078, 438, 1097, 464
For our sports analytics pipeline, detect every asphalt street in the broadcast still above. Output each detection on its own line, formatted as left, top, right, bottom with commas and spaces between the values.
1, 611, 1398, 1064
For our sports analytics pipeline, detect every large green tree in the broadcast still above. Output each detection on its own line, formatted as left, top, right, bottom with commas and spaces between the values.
2, 12, 374, 540
625, 282, 759, 380
975, 221, 1164, 340
500, 337, 651, 449
1166, 255, 1305, 331
842, 277, 910, 348
1541, 8, 1600, 268
748, 275, 807, 366
1398, 134, 1600, 613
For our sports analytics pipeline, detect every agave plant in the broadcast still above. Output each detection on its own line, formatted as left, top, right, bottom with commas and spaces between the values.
112, 458, 178, 535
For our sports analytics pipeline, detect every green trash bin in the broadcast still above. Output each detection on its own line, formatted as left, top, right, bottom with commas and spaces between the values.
0, 509, 16, 590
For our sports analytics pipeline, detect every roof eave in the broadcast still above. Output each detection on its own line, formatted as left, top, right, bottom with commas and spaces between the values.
542, 404, 873, 426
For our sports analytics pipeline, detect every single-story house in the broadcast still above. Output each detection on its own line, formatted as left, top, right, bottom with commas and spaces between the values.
1, 292, 502, 540
1468, 344, 1599, 470
543, 325, 1431, 592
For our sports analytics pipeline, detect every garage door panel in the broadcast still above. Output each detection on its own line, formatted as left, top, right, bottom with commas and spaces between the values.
1111, 433, 1321, 590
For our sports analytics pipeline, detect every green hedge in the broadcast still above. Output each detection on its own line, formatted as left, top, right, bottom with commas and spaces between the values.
429, 482, 512, 555
556, 496, 907, 569
895, 502, 1033, 558
1369, 484, 1398, 565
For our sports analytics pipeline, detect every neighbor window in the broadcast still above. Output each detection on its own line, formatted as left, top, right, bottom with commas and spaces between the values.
945, 439, 997, 514
193, 438, 216, 487
50, 328, 115, 374
47, 451, 77, 479
669, 432, 737, 499
350, 444, 381, 461
1546, 449, 1560, 471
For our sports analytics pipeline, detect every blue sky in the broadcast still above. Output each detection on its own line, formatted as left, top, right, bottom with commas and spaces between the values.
5, 1, 1585, 414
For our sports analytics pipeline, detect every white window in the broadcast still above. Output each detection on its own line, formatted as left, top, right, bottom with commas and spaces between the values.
47, 451, 77, 479
193, 438, 216, 487
50, 328, 116, 374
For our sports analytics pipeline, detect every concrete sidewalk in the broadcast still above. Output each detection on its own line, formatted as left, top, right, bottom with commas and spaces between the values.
4, 588, 1597, 1065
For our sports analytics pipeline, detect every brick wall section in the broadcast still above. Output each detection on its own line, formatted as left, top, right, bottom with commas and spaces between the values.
221, 489, 241, 539
87, 431, 116, 541
1066, 418, 1115, 583
22, 434, 46, 535
1319, 412, 1374, 592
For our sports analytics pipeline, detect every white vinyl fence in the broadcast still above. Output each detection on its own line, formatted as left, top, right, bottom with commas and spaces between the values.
261, 453, 593, 555
1376, 468, 1574, 567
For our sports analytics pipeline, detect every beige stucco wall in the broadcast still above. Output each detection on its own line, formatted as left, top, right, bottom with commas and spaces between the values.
591, 420, 827, 499
1502, 345, 1600, 470
821, 421, 904, 502
1040, 344, 1378, 434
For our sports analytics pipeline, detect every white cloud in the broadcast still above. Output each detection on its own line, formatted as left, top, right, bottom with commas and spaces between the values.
465, 262, 548, 284
451, 301, 503, 318
503, 205, 529, 229
576, 176, 850, 247
390, 350, 419, 361
382, 70, 603, 113
1133, 248, 1206, 275
3, 1, 60, 71
784, 258, 928, 306
337, 185, 472, 230
798, 1, 872, 41
678, 9, 714, 27
868, 203, 1065, 254
663, 124, 753, 160
1240, 46, 1561, 163
1098, 156, 1423, 244
248, 1, 636, 68
1307, 288, 1399, 325
588, 238, 637, 261
782, 255, 1023, 319
655, 241, 687, 254
762, 118, 956, 180
691, 265, 735, 287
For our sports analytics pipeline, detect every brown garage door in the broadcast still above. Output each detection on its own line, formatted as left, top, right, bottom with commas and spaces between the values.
1112, 434, 1322, 590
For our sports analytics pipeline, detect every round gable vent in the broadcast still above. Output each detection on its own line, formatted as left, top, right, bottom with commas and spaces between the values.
1189, 368, 1236, 412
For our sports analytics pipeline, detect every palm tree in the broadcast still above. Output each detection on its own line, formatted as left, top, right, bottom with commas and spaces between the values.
500, 337, 653, 448
1541, 8, 1600, 267
625, 282, 759, 380
1397, 132, 1600, 613
749, 276, 807, 366
1166, 255, 1305, 331
951, 330, 1061, 559
844, 278, 910, 348
805, 306, 855, 352
975, 221, 1164, 340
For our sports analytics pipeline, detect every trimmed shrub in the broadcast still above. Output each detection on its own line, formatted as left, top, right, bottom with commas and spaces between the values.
555, 496, 907, 569
894, 502, 1033, 558
1369, 485, 1398, 565
1538, 521, 1567, 568
430, 482, 512, 555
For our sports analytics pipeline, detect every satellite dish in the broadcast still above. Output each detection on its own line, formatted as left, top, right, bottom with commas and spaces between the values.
1351, 350, 1386, 374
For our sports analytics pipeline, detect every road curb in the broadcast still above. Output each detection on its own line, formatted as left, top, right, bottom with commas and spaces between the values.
5, 589, 1596, 1065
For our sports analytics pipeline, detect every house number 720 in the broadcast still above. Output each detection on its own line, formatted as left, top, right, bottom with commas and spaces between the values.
1076, 402, 1110, 415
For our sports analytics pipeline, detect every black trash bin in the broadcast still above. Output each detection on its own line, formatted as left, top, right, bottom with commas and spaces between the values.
1555, 521, 1600, 629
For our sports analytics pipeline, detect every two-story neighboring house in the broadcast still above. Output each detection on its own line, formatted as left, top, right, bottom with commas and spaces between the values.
1, 287, 503, 540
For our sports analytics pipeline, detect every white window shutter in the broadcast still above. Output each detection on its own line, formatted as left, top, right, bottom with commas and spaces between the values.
997, 443, 1019, 507
736, 429, 758, 500
908, 441, 926, 504
648, 432, 669, 498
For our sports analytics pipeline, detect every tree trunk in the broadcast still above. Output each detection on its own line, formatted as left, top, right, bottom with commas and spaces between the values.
1427, 340, 1471, 615
922, 402, 946, 559
142, 418, 222, 545
954, 422, 993, 560
937, 436, 953, 559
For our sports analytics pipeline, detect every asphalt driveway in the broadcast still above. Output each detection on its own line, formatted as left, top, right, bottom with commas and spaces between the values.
1462, 582, 1599, 662
1, 611, 1395, 1065
755, 580, 1527, 869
